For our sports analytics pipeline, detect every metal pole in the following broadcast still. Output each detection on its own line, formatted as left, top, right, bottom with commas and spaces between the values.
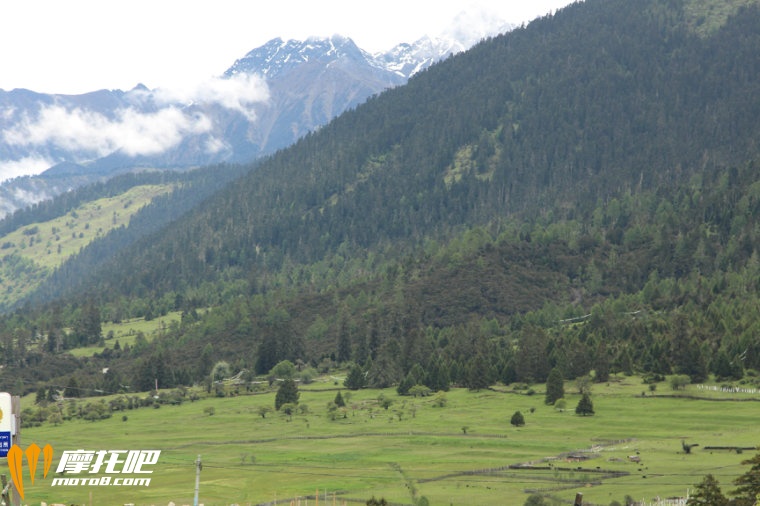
193, 454, 201, 506
9, 396, 20, 506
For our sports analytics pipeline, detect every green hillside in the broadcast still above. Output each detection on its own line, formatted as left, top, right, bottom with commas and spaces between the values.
3, 0, 760, 391
0, 184, 173, 307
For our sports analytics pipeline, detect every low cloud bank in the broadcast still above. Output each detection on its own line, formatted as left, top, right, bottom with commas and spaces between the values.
0, 155, 55, 183
0, 73, 269, 174
4, 106, 212, 157
143, 73, 268, 121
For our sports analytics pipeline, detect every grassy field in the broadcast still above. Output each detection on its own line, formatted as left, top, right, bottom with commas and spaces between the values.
5, 375, 760, 506
69, 313, 184, 358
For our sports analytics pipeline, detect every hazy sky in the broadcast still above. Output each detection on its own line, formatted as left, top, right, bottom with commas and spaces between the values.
0, 0, 575, 94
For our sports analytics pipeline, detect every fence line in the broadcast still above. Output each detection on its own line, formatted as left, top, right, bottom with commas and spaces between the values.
639, 496, 688, 506
696, 384, 759, 395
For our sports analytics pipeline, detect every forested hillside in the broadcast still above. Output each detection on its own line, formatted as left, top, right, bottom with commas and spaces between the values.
2, 0, 760, 397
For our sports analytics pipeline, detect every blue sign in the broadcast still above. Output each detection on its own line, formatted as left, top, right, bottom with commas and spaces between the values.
0, 431, 10, 457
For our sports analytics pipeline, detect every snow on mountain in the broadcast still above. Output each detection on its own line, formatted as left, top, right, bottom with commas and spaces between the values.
225, 35, 385, 80
376, 7, 514, 78
0, 8, 515, 218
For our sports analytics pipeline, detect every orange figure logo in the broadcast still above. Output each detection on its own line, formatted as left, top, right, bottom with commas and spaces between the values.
7, 443, 53, 500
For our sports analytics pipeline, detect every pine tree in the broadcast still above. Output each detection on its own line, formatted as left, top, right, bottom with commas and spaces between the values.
545, 367, 564, 405
686, 474, 727, 506
732, 450, 760, 504
344, 363, 366, 390
337, 316, 352, 364
464, 353, 492, 391
510, 411, 525, 427
334, 390, 345, 407
575, 392, 595, 416
427, 357, 451, 392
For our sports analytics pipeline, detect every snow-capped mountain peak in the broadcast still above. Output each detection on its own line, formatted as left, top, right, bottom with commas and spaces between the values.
374, 6, 514, 78
224, 35, 377, 80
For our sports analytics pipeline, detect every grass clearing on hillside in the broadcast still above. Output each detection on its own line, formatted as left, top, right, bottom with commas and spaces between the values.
68, 312, 184, 357
0, 184, 173, 308
7, 376, 760, 505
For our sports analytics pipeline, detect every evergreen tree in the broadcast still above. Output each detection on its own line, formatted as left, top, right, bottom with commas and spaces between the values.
516, 326, 550, 383
396, 374, 415, 396
593, 341, 611, 383
464, 352, 492, 391
732, 450, 760, 504
344, 363, 366, 390
274, 379, 299, 410
337, 316, 352, 364
426, 356, 451, 392
65, 376, 80, 398
686, 474, 727, 506
545, 367, 564, 405
398, 363, 426, 395
366, 343, 401, 388
575, 392, 595, 416
74, 299, 102, 346
255, 333, 279, 375
510, 411, 525, 427
35, 387, 47, 405
334, 390, 345, 407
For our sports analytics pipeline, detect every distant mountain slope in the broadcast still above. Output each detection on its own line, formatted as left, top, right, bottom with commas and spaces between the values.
0, 12, 512, 218
56, 0, 760, 303
0, 164, 248, 311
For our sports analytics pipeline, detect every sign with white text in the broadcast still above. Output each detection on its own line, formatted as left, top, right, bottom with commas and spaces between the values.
0, 392, 12, 457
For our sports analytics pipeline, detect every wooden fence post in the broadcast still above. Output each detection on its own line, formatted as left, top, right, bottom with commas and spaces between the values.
1, 474, 10, 505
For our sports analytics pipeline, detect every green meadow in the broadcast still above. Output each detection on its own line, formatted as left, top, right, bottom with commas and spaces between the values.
6, 376, 760, 506
69, 313, 184, 358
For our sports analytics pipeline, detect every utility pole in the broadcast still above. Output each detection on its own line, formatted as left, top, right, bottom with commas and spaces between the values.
193, 454, 201, 506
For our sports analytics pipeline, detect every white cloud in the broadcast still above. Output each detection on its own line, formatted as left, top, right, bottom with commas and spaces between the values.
204, 136, 229, 155
141, 73, 270, 121
2, 105, 212, 158
0, 155, 55, 183
0, 73, 269, 168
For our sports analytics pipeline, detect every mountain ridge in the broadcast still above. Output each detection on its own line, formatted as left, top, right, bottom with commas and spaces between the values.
0, 12, 512, 218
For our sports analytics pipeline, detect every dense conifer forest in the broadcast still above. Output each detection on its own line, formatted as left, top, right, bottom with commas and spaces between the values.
1, 0, 760, 414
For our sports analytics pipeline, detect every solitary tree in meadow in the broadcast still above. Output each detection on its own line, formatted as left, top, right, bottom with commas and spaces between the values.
511, 411, 525, 427
575, 392, 595, 416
